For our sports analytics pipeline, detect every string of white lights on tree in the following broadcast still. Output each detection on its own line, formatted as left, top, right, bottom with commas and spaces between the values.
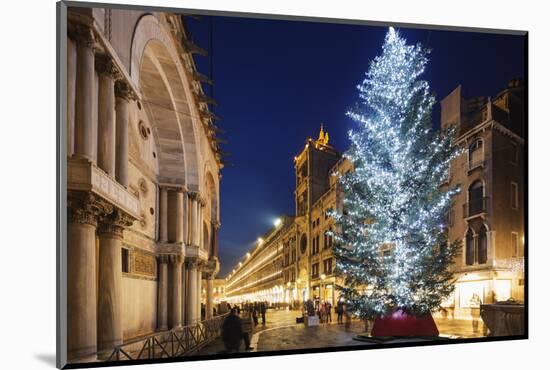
329, 27, 463, 319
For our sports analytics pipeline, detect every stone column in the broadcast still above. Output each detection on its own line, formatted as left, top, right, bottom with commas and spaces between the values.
169, 254, 183, 329
199, 199, 208, 249
73, 26, 96, 162
67, 35, 77, 157
189, 192, 200, 247
159, 187, 168, 242
197, 265, 203, 322
96, 55, 118, 177
115, 81, 131, 187
157, 255, 169, 330
67, 195, 102, 361
175, 190, 184, 244
206, 277, 214, 319
180, 263, 187, 326
186, 259, 198, 325
211, 222, 219, 258
182, 192, 189, 246
97, 211, 131, 357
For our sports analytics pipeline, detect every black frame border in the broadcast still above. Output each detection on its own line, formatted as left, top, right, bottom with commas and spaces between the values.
56, 1, 529, 369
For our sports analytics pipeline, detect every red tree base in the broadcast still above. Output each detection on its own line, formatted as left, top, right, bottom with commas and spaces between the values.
371, 309, 439, 337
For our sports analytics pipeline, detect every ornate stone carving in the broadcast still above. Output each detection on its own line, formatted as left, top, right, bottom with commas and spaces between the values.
68, 192, 113, 227
185, 258, 200, 269
115, 80, 136, 101
69, 23, 97, 49
132, 249, 156, 277
169, 254, 183, 265
95, 54, 120, 78
68, 207, 98, 227
188, 191, 201, 201
98, 209, 135, 237
156, 254, 170, 264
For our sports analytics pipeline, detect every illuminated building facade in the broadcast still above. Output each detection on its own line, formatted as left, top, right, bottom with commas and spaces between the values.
224, 217, 294, 303
65, 7, 223, 362
440, 80, 525, 317
225, 80, 525, 317
225, 128, 349, 307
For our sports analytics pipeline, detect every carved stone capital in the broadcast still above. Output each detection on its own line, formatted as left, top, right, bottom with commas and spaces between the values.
187, 191, 201, 201
95, 54, 120, 79
97, 209, 134, 238
69, 23, 97, 49
68, 192, 113, 227
115, 80, 136, 101
202, 256, 220, 278
68, 207, 98, 227
185, 257, 200, 269
168, 254, 183, 265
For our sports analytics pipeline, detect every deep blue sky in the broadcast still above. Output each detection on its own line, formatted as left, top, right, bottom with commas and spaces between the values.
186, 16, 526, 276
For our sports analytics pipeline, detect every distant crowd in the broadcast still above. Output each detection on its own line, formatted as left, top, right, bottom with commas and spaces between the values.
220, 299, 352, 352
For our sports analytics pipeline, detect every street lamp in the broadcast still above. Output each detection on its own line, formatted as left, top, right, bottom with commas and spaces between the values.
274, 218, 282, 227
257, 237, 264, 245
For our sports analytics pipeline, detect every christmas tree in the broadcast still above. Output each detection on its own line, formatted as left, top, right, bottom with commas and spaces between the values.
331, 27, 462, 322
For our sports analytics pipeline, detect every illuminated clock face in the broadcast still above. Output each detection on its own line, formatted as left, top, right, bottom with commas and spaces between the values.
300, 234, 307, 254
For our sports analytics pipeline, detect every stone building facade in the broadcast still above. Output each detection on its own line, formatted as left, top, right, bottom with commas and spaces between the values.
224, 81, 525, 319
225, 129, 350, 307
223, 217, 293, 304
440, 80, 525, 317
65, 6, 222, 362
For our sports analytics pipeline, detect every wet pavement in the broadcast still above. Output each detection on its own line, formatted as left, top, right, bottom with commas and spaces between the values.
196, 308, 487, 356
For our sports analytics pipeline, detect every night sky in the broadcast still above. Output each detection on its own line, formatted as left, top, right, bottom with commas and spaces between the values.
186, 16, 526, 277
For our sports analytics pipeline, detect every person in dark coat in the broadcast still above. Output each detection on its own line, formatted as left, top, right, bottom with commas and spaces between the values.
337, 300, 344, 324
222, 308, 244, 352
252, 303, 259, 326
260, 302, 267, 325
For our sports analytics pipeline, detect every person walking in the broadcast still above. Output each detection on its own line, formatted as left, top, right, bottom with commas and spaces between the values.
222, 308, 253, 353
222, 308, 244, 352
337, 299, 344, 324
260, 301, 267, 325
252, 303, 259, 326
326, 302, 332, 323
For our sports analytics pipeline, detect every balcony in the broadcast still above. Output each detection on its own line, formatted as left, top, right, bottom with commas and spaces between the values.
467, 159, 485, 173
463, 197, 489, 219
67, 158, 140, 219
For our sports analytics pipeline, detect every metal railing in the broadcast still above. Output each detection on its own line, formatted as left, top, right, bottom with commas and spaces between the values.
106, 313, 229, 361
463, 197, 488, 218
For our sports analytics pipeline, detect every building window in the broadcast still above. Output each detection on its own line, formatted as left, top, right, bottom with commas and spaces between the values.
325, 227, 333, 248
122, 248, 129, 273
465, 229, 475, 266
511, 232, 519, 257
312, 263, 319, 279
511, 182, 519, 210
312, 235, 320, 255
468, 139, 483, 170
477, 226, 488, 264
323, 258, 333, 275
467, 180, 485, 217
300, 234, 307, 254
